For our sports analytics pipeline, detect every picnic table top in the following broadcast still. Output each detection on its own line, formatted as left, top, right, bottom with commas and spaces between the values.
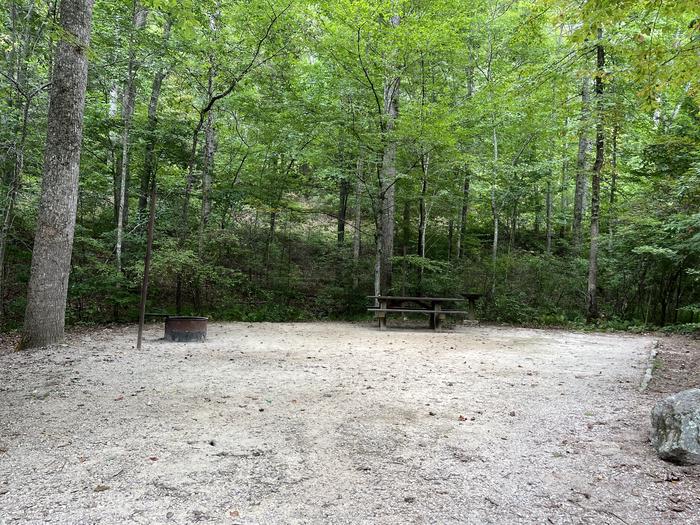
367, 295, 465, 302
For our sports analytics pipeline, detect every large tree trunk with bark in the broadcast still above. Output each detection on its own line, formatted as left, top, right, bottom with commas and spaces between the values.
587, 29, 605, 323
379, 75, 399, 294
21, 0, 95, 349
573, 76, 590, 252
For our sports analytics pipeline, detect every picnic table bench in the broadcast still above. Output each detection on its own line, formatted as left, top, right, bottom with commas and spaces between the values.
367, 295, 468, 331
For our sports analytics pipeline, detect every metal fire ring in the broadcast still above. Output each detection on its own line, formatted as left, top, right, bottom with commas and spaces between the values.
164, 316, 208, 342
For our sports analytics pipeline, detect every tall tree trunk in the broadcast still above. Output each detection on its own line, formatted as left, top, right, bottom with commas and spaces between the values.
136, 173, 157, 350
373, 217, 382, 302
108, 84, 120, 223
379, 75, 399, 294
559, 117, 569, 237
491, 127, 499, 297
265, 211, 276, 271
116, 2, 147, 273
573, 76, 590, 252
417, 153, 428, 259
534, 185, 541, 235
587, 29, 605, 323
198, 109, 216, 255
509, 200, 518, 253
352, 161, 362, 289
139, 19, 171, 215
198, 28, 219, 256
456, 63, 474, 260
447, 220, 453, 261
416, 152, 429, 292
21, 0, 95, 349
140, 71, 165, 214
337, 178, 350, 245
457, 173, 470, 258
608, 122, 618, 248
545, 179, 553, 254
182, 128, 201, 240
400, 199, 410, 295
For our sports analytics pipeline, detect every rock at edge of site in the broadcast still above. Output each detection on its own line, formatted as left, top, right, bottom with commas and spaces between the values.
651, 388, 700, 465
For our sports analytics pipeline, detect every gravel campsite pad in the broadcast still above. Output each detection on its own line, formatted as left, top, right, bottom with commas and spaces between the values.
1, 322, 699, 524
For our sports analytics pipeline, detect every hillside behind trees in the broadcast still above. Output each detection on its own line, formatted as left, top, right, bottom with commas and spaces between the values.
1, 0, 699, 333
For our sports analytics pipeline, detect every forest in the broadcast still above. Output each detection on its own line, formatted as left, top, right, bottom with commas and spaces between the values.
1, 0, 699, 343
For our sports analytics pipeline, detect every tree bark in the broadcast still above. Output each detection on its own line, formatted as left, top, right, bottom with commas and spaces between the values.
198, 108, 216, 254
379, 75, 399, 293
116, 1, 147, 273
509, 200, 518, 253
608, 122, 618, 247
491, 126, 499, 297
559, 116, 569, 237
337, 177, 350, 245
546, 179, 552, 254
573, 76, 590, 252
447, 220, 453, 261
21, 0, 95, 349
136, 174, 156, 350
352, 160, 362, 289
456, 173, 470, 258
417, 153, 428, 259
140, 71, 165, 214
139, 19, 171, 215
265, 211, 276, 270
587, 29, 605, 323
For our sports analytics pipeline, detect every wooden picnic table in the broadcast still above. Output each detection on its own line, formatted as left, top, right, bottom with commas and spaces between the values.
367, 295, 467, 331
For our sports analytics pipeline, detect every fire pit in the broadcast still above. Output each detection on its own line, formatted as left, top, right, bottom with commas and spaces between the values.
164, 316, 208, 342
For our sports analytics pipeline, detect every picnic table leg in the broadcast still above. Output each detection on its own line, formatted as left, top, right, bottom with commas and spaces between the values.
378, 298, 388, 330
432, 303, 442, 330
467, 298, 476, 321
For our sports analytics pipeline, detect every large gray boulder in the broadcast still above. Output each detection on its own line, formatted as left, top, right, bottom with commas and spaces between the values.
651, 389, 700, 465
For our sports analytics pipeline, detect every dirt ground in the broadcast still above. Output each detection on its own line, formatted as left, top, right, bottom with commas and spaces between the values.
1, 321, 699, 524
